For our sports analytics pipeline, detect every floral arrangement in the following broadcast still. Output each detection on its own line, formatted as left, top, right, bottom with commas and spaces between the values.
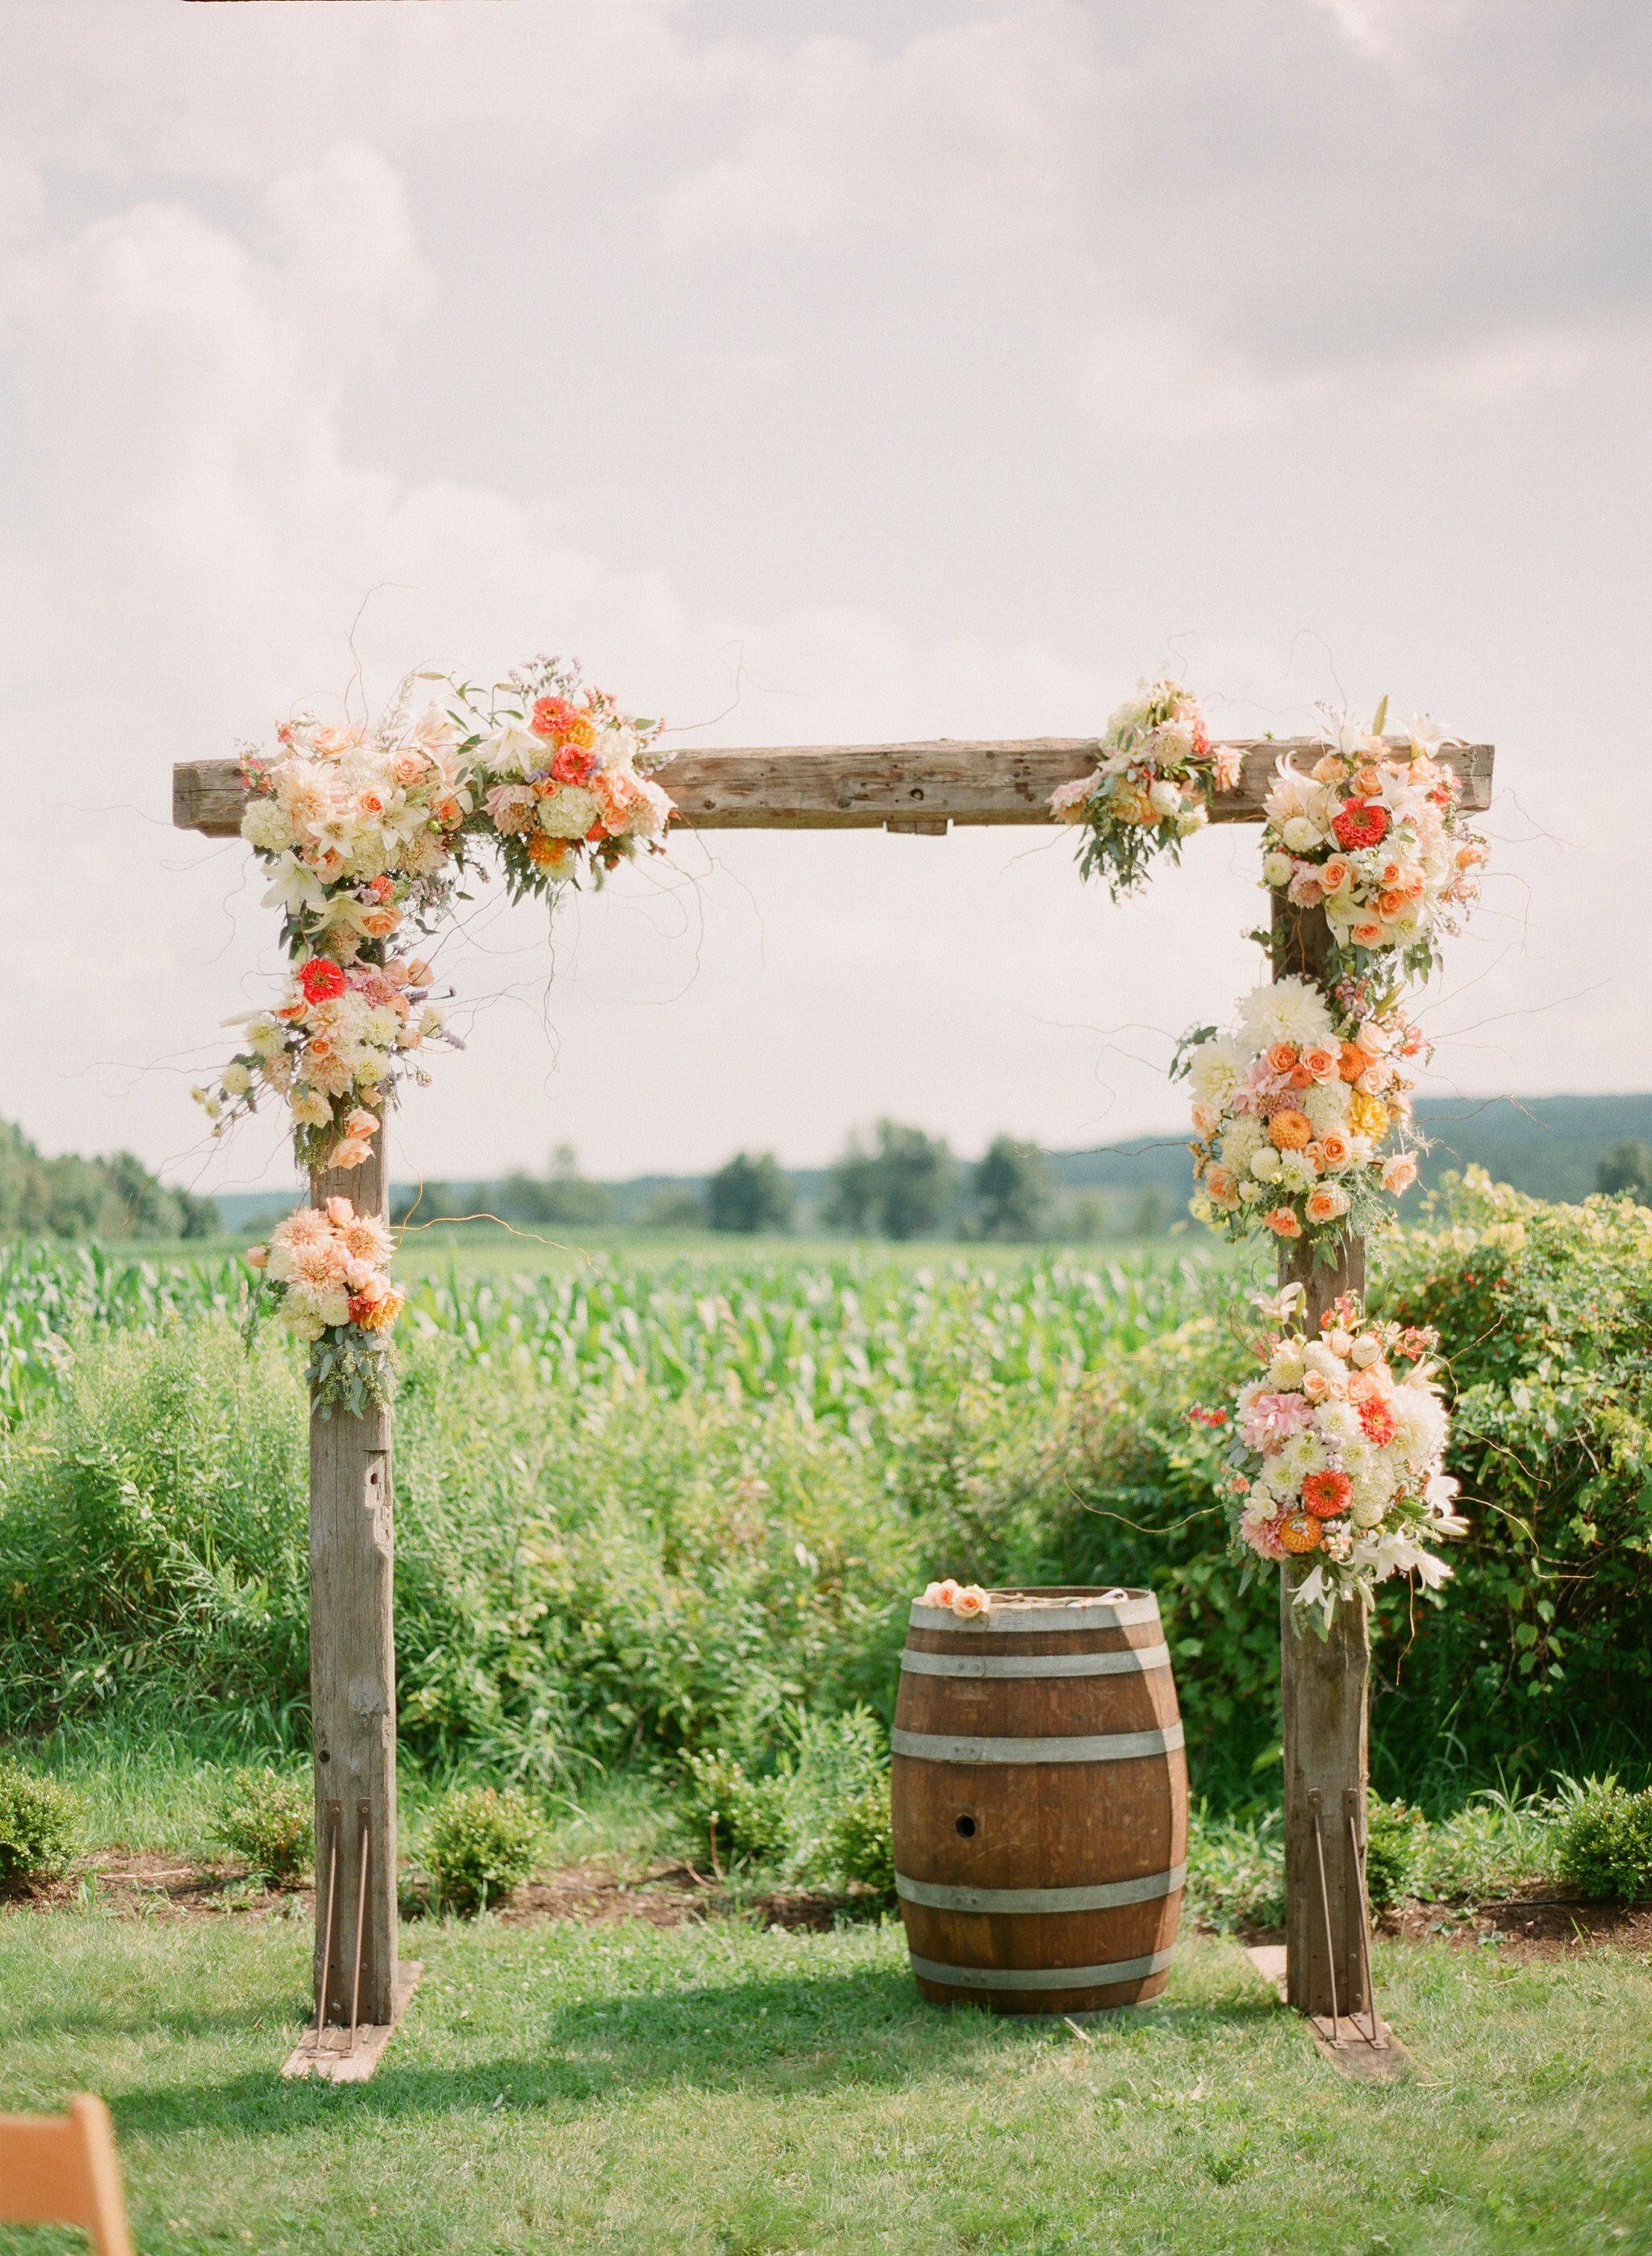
1198, 1285, 1466, 1623
194, 656, 673, 1174
919, 1578, 993, 1619
1180, 974, 1426, 1261
247, 1197, 403, 1415
1050, 678, 1241, 899
1261, 703, 1485, 980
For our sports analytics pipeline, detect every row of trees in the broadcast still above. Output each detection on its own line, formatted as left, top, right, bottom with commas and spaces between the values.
0, 1121, 215, 1242
397, 1125, 1174, 1243
711, 1122, 1161, 1241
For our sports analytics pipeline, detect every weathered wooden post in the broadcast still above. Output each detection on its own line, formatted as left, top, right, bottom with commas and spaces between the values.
1272, 892, 1371, 2031
301, 1123, 404, 2056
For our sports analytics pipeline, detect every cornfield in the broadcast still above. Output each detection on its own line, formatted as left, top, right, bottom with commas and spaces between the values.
0, 1239, 1220, 1431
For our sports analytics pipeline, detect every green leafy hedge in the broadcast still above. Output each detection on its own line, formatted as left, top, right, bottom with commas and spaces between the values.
0, 1179, 1646, 1808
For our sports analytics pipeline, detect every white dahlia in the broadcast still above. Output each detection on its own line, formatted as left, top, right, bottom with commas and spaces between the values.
1236, 976, 1337, 1055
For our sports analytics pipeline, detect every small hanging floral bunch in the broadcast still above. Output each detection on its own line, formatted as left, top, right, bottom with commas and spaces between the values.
1051, 679, 1240, 900
1199, 1285, 1466, 1627
1262, 702, 1485, 980
462, 654, 674, 900
919, 1578, 994, 1620
246, 1197, 404, 1416
197, 951, 445, 1176
1179, 975, 1426, 1261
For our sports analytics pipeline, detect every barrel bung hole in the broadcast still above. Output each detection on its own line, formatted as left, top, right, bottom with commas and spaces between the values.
954, 1814, 977, 1838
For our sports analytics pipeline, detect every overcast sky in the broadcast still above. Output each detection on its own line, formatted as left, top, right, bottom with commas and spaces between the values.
2, 0, 1647, 1197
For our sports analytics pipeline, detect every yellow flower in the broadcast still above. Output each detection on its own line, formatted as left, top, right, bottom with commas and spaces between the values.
1350, 1091, 1390, 1138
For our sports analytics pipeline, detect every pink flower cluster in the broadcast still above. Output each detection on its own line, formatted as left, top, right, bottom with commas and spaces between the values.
1195, 1287, 1466, 1621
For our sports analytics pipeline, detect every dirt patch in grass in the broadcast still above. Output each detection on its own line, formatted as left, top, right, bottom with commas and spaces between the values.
3, 1852, 880, 1934
1379, 1892, 1652, 1961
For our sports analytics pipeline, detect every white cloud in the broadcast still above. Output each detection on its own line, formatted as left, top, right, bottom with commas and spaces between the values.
0, 0, 1646, 1189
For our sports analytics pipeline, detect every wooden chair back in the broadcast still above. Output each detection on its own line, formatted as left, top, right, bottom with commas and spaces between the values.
0, 2095, 136, 2254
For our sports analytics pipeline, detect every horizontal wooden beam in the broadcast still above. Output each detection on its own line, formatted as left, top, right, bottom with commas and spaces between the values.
173, 737, 1493, 838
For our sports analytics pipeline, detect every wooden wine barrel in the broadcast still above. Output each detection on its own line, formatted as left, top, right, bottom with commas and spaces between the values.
891, 1586, 1187, 2018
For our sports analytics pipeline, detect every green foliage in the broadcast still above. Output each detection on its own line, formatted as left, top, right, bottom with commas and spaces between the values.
1, 1180, 1649, 1810
1364, 1797, 1427, 1907
1551, 1777, 1652, 1902
0, 1758, 76, 1890
306, 1326, 397, 1418
826, 1120, 957, 1239
1376, 1172, 1652, 1791
707, 1151, 794, 1235
972, 1137, 1052, 1241
215, 1766, 311, 1886
682, 1752, 791, 1870
427, 1784, 542, 1914
0, 1118, 215, 1243
828, 1776, 895, 1895
1597, 1141, 1652, 1205
1183, 1807, 1284, 1931
682, 1709, 892, 1891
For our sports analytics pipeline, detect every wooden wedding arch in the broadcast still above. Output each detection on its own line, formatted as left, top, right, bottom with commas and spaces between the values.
176, 729, 1495, 2077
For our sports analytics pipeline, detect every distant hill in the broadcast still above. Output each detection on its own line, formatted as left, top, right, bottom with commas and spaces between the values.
206, 1092, 1652, 1237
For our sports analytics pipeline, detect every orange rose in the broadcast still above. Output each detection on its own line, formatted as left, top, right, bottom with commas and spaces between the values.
1303, 1045, 1339, 1082
1268, 1109, 1313, 1151
1206, 1166, 1240, 1208
1354, 762, 1383, 794
1377, 888, 1411, 919
1318, 1131, 1352, 1170
1265, 1207, 1303, 1239
1267, 1042, 1299, 1076
1320, 855, 1351, 892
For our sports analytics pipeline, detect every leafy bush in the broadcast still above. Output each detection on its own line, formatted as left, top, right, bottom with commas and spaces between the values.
1552, 1778, 1652, 1902
0, 1761, 76, 1891
828, 1778, 895, 1896
1364, 1798, 1427, 1907
1183, 1807, 1284, 1931
1, 1186, 1648, 1811
216, 1766, 311, 1886
427, 1784, 541, 1914
682, 1752, 792, 1872
682, 1708, 892, 1892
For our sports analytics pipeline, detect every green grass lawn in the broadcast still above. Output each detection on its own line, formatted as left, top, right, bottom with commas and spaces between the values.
2, 1908, 1650, 2255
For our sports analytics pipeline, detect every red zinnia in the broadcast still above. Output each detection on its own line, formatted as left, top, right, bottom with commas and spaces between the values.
1358, 1398, 1397, 1446
1302, 1469, 1352, 1519
298, 957, 347, 1005
532, 695, 577, 739
1332, 799, 1390, 850
551, 744, 597, 786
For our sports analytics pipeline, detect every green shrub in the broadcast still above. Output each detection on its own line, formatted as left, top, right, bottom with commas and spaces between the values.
0, 1761, 76, 1891
682, 1751, 792, 1871
1184, 1807, 1284, 1931
1364, 1798, 1427, 1907
1552, 1778, 1652, 1902
828, 1777, 895, 1896
427, 1784, 541, 1915
216, 1767, 311, 1886
683, 1709, 892, 1890
1412, 1787, 1554, 1903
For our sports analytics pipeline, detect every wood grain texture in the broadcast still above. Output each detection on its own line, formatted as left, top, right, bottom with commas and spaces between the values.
891, 1589, 1186, 2016
171, 737, 1494, 837
1274, 892, 1372, 2024
307, 1128, 399, 2031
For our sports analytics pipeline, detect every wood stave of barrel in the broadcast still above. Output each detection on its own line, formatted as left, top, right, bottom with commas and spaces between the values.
891, 1586, 1187, 2018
